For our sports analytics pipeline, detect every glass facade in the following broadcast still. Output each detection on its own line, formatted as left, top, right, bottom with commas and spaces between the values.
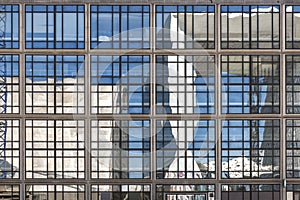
0, 1, 299, 199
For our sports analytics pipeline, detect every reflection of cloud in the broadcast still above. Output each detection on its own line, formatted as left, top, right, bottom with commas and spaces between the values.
98, 36, 112, 41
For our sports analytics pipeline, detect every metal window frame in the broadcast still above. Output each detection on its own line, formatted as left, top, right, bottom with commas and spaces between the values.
0, 1, 300, 200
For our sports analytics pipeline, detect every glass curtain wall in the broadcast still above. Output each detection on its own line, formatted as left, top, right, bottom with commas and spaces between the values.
0, 2, 300, 200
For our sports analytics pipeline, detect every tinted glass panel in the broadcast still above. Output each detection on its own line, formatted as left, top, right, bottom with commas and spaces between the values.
221, 5, 280, 49
156, 5, 215, 49
25, 5, 84, 49
90, 5, 150, 49
222, 120, 280, 179
222, 55, 280, 114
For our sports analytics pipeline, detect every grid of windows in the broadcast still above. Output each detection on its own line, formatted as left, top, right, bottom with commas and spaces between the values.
0, 2, 299, 200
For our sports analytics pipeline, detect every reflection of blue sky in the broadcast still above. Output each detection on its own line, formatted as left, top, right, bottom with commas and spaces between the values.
0, 56, 18, 76
25, 6, 84, 48
222, 120, 266, 158
25, 55, 84, 81
222, 72, 267, 113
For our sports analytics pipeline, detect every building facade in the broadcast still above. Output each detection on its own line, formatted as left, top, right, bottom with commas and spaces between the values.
0, 0, 299, 199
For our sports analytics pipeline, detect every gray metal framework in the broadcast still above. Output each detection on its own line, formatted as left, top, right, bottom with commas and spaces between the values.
0, 1, 299, 200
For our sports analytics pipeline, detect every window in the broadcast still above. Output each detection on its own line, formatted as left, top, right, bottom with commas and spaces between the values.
222, 55, 280, 114
286, 6, 300, 48
25, 120, 85, 179
0, 120, 19, 179
92, 185, 150, 199
91, 120, 150, 179
0, 55, 19, 113
156, 55, 215, 114
221, 6, 280, 49
0, 5, 19, 49
286, 120, 300, 178
156, 5, 215, 49
90, 55, 150, 114
28, 185, 85, 199
286, 55, 300, 113
157, 184, 215, 200
222, 184, 280, 200
90, 5, 150, 49
25, 55, 85, 114
25, 5, 85, 49
156, 120, 215, 179
222, 120, 280, 179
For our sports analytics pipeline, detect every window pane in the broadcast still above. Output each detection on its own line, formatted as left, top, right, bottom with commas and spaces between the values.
221, 5, 280, 49
222, 184, 280, 200
222, 120, 280, 179
25, 55, 85, 114
222, 55, 280, 114
91, 120, 150, 179
156, 120, 215, 179
156, 5, 215, 49
0, 5, 19, 49
90, 55, 150, 114
25, 5, 84, 49
90, 5, 150, 49
25, 120, 85, 179
156, 55, 215, 114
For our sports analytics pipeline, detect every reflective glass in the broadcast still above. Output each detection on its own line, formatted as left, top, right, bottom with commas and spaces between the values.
156, 55, 215, 114
222, 55, 280, 114
90, 5, 150, 49
221, 5, 280, 49
222, 184, 280, 200
91, 120, 150, 179
0, 5, 19, 48
90, 55, 150, 114
286, 6, 300, 48
286, 120, 300, 178
222, 120, 280, 179
156, 120, 215, 179
25, 5, 84, 49
25, 55, 85, 114
156, 5, 215, 49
